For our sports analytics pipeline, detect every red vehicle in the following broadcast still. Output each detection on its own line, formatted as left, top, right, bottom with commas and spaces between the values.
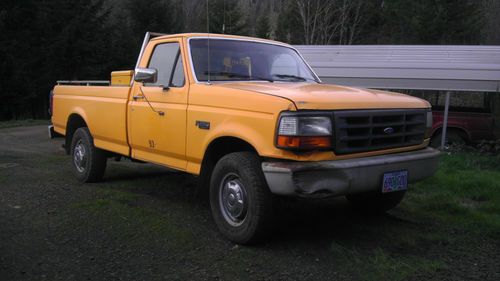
430, 111, 496, 147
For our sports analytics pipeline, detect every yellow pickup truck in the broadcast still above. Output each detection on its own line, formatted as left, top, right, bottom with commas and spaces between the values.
50, 32, 440, 244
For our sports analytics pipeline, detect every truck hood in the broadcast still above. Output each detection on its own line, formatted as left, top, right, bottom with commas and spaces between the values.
214, 82, 430, 110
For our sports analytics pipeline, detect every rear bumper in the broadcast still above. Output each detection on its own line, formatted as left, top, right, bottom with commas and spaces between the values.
261, 147, 440, 197
48, 125, 55, 139
48, 125, 63, 139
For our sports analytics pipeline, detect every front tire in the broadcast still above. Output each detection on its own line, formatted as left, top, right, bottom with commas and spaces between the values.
346, 190, 406, 213
209, 152, 273, 244
70, 127, 107, 183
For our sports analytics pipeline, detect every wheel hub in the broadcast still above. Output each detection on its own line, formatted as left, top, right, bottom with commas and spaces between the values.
73, 140, 87, 173
219, 174, 248, 226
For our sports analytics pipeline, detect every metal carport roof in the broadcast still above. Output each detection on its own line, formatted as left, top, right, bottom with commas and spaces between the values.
294, 45, 500, 92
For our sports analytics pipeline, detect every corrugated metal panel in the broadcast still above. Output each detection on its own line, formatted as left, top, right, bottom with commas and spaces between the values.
294, 45, 500, 92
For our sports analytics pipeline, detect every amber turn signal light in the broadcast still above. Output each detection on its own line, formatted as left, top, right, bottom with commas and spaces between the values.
277, 136, 331, 149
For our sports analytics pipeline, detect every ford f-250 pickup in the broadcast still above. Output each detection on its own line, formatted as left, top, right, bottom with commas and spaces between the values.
50, 32, 440, 244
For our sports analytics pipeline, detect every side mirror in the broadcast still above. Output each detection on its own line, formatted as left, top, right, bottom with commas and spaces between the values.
134, 68, 158, 84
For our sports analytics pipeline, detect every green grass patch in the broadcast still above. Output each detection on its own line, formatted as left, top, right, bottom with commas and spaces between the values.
73, 188, 193, 244
363, 248, 444, 281
407, 152, 500, 237
0, 119, 49, 129
329, 242, 444, 281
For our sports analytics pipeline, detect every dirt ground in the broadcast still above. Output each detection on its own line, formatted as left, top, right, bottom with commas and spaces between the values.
0, 125, 498, 281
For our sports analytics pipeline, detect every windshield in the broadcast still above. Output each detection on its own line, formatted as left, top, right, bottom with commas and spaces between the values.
189, 38, 319, 83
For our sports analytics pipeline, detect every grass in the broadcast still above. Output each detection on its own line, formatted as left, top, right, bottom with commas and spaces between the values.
329, 242, 445, 281
73, 188, 194, 245
320, 151, 499, 280
0, 119, 49, 129
407, 152, 500, 237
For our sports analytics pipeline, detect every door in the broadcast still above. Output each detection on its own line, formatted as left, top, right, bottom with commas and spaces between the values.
128, 40, 188, 170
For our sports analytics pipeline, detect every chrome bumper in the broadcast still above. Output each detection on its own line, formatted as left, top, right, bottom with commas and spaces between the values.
262, 147, 441, 197
48, 125, 55, 139
48, 125, 62, 139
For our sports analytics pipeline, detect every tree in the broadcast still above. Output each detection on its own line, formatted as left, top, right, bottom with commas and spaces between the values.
181, 0, 205, 32
256, 15, 271, 39
0, 0, 39, 119
369, 0, 482, 44
207, 0, 246, 35
127, 0, 182, 37
275, 0, 366, 45
482, 0, 500, 44
275, 2, 303, 44
0, 0, 113, 119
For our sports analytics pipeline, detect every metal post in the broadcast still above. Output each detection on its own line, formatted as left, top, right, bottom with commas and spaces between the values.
441, 91, 451, 150
135, 32, 152, 70
131, 32, 168, 85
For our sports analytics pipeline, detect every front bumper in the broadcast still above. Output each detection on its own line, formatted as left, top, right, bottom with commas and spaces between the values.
262, 147, 440, 197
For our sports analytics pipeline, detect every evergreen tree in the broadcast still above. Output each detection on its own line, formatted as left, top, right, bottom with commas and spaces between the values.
0, 0, 113, 119
0, 0, 39, 119
371, 0, 482, 44
127, 0, 182, 37
208, 0, 246, 35
275, 1, 303, 44
256, 15, 271, 39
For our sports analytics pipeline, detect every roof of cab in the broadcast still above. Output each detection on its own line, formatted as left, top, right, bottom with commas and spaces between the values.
151, 33, 291, 47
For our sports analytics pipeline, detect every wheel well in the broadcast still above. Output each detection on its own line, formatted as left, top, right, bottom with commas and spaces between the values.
198, 137, 258, 191
432, 127, 470, 143
65, 114, 88, 154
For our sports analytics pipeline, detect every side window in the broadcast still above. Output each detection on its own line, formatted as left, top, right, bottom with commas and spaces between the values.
147, 42, 185, 87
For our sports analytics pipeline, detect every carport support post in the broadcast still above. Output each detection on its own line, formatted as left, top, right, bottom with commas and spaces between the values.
441, 91, 451, 150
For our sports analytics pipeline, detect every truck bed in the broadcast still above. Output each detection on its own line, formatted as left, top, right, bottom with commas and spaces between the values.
52, 85, 131, 156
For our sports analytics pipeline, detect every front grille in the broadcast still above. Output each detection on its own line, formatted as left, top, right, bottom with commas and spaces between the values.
334, 109, 426, 154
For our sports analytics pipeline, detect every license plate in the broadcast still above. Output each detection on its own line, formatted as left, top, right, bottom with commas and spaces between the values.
382, 170, 408, 193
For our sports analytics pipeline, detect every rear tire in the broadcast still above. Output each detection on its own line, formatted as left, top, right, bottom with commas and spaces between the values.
209, 152, 273, 244
346, 190, 406, 213
70, 127, 107, 183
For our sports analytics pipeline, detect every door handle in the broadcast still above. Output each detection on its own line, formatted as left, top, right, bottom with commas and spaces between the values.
133, 95, 144, 100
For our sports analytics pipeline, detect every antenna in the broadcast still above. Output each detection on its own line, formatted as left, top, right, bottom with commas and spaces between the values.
206, 0, 211, 84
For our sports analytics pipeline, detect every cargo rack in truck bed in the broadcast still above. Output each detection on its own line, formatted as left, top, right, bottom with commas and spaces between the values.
56, 80, 110, 86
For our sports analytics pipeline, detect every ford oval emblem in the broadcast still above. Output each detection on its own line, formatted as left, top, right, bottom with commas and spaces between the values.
383, 127, 395, 135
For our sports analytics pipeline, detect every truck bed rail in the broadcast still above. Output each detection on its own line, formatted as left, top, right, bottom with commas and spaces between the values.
57, 80, 110, 86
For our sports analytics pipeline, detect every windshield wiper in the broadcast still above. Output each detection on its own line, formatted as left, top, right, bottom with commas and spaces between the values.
204, 71, 274, 82
272, 74, 317, 82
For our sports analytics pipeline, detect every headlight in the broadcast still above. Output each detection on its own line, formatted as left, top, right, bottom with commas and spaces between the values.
276, 113, 333, 150
425, 110, 433, 138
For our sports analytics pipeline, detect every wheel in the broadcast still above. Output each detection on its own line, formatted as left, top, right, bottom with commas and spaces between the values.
430, 131, 466, 148
346, 190, 406, 213
70, 127, 107, 183
209, 152, 273, 244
